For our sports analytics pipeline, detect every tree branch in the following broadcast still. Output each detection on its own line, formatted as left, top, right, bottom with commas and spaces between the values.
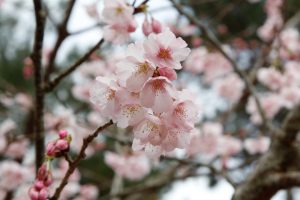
49, 120, 113, 200
44, 38, 104, 92
44, 0, 77, 83
31, 0, 46, 172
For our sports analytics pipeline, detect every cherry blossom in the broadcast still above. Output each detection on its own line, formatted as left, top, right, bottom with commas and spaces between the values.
140, 76, 175, 113
104, 152, 151, 180
90, 76, 121, 120
101, 0, 137, 44
244, 137, 270, 155
213, 73, 245, 104
144, 29, 190, 69
257, 68, 285, 90
116, 42, 155, 92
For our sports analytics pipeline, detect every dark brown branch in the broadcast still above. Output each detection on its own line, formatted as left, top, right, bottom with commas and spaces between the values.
49, 120, 113, 200
44, 0, 76, 83
31, 0, 46, 172
44, 38, 104, 92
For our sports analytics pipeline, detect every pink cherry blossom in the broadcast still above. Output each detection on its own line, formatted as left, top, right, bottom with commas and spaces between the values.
279, 86, 300, 109
102, 0, 134, 24
104, 152, 151, 180
246, 94, 283, 124
79, 185, 99, 200
103, 19, 137, 44
213, 73, 245, 104
244, 137, 270, 155
5, 139, 29, 159
116, 42, 155, 92
283, 61, 300, 86
115, 104, 147, 128
279, 28, 300, 59
144, 29, 190, 69
140, 76, 175, 113
257, 68, 284, 90
90, 76, 121, 119
184, 47, 208, 74
187, 123, 222, 157
0, 161, 28, 190
133, 114, 164, 146
163, 98, 199, 131
218, 136, 242, 157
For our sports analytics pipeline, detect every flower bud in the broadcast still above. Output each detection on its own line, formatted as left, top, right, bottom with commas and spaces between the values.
46, 141, 56, 157
28, 187, 39, 200
34, 180, 44, 190
38, 188, 49, 200
37, 164, 47, 180
58, 130, 68, 139
142, 18, 152, 36
151, 18, 162, 34
55, 139, 69, 151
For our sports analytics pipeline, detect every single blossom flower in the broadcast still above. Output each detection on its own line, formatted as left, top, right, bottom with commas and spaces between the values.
144, 29, 190, 69
116, 42, 155, 92
140, 76, 175, 113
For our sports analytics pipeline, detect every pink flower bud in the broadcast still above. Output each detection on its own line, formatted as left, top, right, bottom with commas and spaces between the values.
38, 188, 49, 200
158, 67, 177, 81
28, 187, 39, 200
58, 130, 68, 139
37, 164, 47, 180
34, 180, 44, 190
46, 141, 56, 156
142, 18, 152, 36
43, 172, 53, 187
55, 139, 69, 151
151, 18, 162, 34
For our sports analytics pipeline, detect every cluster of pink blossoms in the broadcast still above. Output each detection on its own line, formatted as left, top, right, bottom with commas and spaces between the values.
104, 152, 151, 180
257, 0, 284, 41
183, 47, 245, 104
90, 29, 202, 157
247, 61, 300, 124
102, 0, 137, 44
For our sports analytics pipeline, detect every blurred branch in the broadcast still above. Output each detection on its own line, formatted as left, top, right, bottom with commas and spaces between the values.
44, 39, 104, 92
69, 22, 104, 36
49, 120, 113, 200
31, 0, 46, 173
169, 0, 276, 133
44, 0, 77, 83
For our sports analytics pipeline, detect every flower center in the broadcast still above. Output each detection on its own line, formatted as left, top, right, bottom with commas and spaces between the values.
151, 79, 165, 91
115, 7, 123, 14
157, 48, 171, 60
106, 89, 116, 100
137, 62, 151, 74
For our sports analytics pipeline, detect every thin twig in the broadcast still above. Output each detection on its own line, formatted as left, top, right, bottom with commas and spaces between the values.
49, 120, 113, 200
44, 0, 77, 83
44, 39, 104, 92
